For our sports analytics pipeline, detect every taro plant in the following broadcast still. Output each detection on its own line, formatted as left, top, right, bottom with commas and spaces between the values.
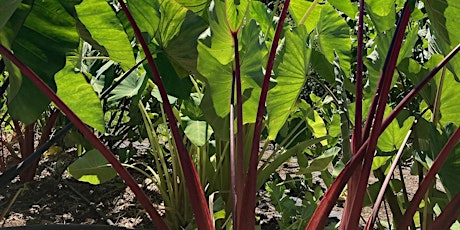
1, 0, 460, 229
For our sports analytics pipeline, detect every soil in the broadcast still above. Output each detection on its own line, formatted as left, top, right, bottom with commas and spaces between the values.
0, 142, 422, 230
0, 149, 161, 229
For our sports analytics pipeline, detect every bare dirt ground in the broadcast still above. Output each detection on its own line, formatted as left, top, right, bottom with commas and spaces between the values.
1, 143, 422, 230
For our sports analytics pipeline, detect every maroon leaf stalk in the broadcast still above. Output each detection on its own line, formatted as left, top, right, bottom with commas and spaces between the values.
399, 123, 460, 228
0, 44, 169, 229
305, 29, 460, 230
238, 0, 290, 228
429, 190, 460, 229
340, 3, 413, 229
117, 1, 213, 229
343, 0, 365, 224
230, 29, 245, 229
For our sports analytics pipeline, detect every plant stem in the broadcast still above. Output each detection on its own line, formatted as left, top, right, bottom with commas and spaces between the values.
240, 0, 291, 228
0, 44, 168, 229
118, 2, 213, 229
399, 126, 460, 229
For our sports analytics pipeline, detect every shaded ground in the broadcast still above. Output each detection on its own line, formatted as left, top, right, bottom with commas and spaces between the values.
1, 142, 422, 229
0, 151, 160, 229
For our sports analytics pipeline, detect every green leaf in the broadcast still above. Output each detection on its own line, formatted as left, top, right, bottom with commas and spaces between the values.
107, 71, 147, 102
55, 58, 105, 133
6, 0, 79, 124
423, 0, 460, 80
365, 0, 396, 34
151, 53, 193, 99
267, 25, 310, 140
76, 0, 135, 70
0, 0, 21, 30
306, 109, 328, 146
197, 20, 266, 122
127, 0, 160, 40
163, 11, 208, 76
328, 0, 358, 19
257, 136, 329, 189
424, 55, 460, 127
377, 107, 415, 152
184, 120, 213, 147
313, 4, 351, 76
175, 0, 210, 17
289, 0, 322, 33
298, 147, 340, 174
67, 149, 117, 185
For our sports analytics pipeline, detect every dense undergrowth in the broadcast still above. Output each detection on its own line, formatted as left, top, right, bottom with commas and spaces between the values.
1, 0, 460, 229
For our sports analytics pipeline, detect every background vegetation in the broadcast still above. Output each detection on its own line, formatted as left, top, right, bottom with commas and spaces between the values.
1, 0, 460, 229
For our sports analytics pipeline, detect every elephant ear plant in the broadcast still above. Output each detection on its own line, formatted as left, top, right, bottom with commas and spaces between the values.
1, 0, 460, 229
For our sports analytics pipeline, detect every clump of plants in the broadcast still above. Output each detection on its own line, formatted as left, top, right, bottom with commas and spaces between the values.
1, 0, 460, 229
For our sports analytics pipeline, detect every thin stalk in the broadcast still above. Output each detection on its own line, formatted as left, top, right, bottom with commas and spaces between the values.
299, 0, 319, 25
353, 0, 365, 153
428, 190, 460, 229
341, 3, 413, 228
431, 67, 446, 124
117, 2, 213, 229
239, 0, 290, 228
231, 30, 245, 230
399, 126, 460, 229
366, 127, 413, 229
305, 42, 460, 229
230, 74, 238, 228
0, 44, 169, 229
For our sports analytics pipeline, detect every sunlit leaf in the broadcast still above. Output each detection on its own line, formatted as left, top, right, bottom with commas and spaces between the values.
68, 149, 117, 185
55, 58, 105, 133
6, 0, 79, 124
76, 0, 135, 70
423, 0, 460, 80
313, 4, 351, 76
184, 120, 213, 147
267, 25, 310, 140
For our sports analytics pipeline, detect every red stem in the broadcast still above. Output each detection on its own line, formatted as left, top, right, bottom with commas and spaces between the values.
399, 127, 460, 228
0, 44, 169, 229
428, 190, 460, 230
343, 0, 365, 223
238, 0, 290, 228
231, 30, 245, 230
117, 2, 213, 229
341, 4, 412, 229
306, 41, 460, 229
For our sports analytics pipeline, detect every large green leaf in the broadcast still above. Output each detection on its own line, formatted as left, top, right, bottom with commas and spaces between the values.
267, 26, 310, 140
328, 0, 358, 19
423, 0, 460, 80
163, 11, 208, 76
176, 0, 210, 17
55, 58, 105, 133
0, 0, 21, 30
377, 106, 415, 152
289, 0, 322, 33
76, 0, 135, 70
128, 0, 207, 77
184, 120, 213, 147
6, 0, 79, 124
298, 147, 340, 174
313, 4, 351, 76
306, 109, 328, 146
127, 0, 160, 40
365, 0, 396, 34
67, 149, 117, 185
257, 136, 329, 189
197, 20, 266, 122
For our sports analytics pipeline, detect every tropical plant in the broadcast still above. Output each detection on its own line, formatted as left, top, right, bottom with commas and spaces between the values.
1, 0, 460, 229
